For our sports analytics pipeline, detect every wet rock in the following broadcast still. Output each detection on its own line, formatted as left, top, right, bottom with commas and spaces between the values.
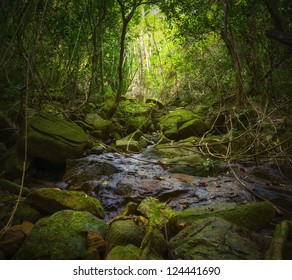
0, 221, 34, 258
15, 210, 109, 260
21, 113, 90, 164
169, 217, 266, 260
175, 201, 275, 231
106, 219, 145, 252
63, 155, 121, 191
25, 188, 105, 219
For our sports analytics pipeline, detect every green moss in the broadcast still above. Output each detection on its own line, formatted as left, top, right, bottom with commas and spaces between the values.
15, 210, 108, 260
106, 220, 145, 252
0, 179, 30, 196
160, 109, 194, 131
85, 113, 114, 138
26, 188, 105, 219
116, 138, 141, 152
106, 244, 162, 260
106, 244, 142, 260
24, 113, 90, 163
177, 118, 210, 138
15, 203, 42, 223
176, 201, 275, 231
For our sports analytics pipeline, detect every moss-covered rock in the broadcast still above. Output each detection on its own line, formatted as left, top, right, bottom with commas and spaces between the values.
177, 117, 210, 138
116, 138, 141, 152
126, 116, 149, 133
106, 220, 145, 252
85, 113, 114, 139
193, 105, 209, 116
266, 220, 292, 260
15, 202, 42, 223
24, 113, 90, 164
175, 201, 275, 231
0, 179, 30, 196
145, 98, 165, 109
160, 109, 194, 132
117, 99, 151, 118
15, 210, 109, 259
25, 188, 105, 219
106, 244, 162, 260
169, 216, 266, 260
106, 244, 142, 260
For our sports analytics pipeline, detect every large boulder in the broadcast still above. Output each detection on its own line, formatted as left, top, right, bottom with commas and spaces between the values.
175, 201, 275, 231
160, 109, 194, 133
169, 217, 266, 260
25, 113, 90, 164
106, 244, 161, 260
106, 220, 145, 252
25, 188, 105, 219
177, 117, 210, 138
85, 113, 114, 139
15, 210, 109, 259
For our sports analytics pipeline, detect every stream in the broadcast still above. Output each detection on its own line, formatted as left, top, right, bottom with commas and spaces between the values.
35, 149, 292, 221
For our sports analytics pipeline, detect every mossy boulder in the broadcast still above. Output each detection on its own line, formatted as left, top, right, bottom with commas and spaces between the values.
25, 188, 105, 219
85, 113, 114, 139
160, 109, 194, 132
15, 210, 109, 259
24, 113, 90, 164
106, 244, 162, 260
116, 138, 141, 152
177, 117, 210, 138
175, 201, 275, 231
169, 216, 266, 260
106, 220, 145, 252
193, 105, 209, 116
145, 98, 164, 109
15, 202, 42, 223
0, 179, 30, 196
126, 116, 149, 133
117, 99, 151, 118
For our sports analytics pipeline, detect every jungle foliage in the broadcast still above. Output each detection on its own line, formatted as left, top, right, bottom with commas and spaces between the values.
0, 0, 291, 112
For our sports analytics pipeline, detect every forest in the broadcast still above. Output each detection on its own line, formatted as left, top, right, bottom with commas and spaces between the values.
0, 0, 291, 260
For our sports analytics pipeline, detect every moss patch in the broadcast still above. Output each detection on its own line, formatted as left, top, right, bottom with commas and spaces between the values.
25, 188, 105, 219
15, 210, 108, 259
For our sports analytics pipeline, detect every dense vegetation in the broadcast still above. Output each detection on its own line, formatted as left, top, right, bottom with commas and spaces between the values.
0, 0, 291, 260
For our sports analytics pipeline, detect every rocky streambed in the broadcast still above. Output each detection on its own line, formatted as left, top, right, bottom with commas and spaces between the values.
0, 148, 292, 260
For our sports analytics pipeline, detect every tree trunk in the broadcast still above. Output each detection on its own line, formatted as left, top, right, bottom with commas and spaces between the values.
221, 0, 244, 107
